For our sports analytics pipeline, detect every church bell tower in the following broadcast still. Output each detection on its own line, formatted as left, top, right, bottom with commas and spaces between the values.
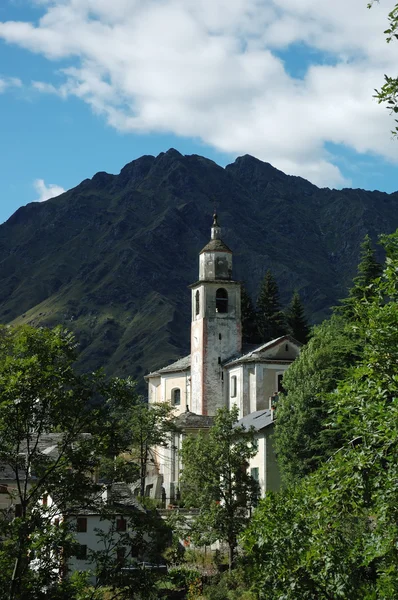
190, 214, 242, 415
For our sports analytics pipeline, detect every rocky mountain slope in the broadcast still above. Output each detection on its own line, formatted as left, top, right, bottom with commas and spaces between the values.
1, 149, 397, 390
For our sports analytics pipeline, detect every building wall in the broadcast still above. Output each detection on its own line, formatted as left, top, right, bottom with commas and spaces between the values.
246, 425, 281, 497
191, 282, 241, 416
69, 513, 144, 580
227, 366, 243, 416
148, 372, 189, 416
199, 250, 232, 281
269, 341, 299, 360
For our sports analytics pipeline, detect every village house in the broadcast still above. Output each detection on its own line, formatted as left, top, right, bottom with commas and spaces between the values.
0, 434, 150, 582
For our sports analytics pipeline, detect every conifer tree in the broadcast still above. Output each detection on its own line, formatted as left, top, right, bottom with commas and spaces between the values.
241, 283, 259, 344
256, 270, 287, 342
285, 290, 310, 344
340, 234, 383, 318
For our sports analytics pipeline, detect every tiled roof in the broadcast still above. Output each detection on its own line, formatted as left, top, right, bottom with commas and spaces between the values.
146, 354, 191, 378
0, 433, 93, 481
174, 411, 214, 429
199, 239, 232, 254
224, 335, 301, 367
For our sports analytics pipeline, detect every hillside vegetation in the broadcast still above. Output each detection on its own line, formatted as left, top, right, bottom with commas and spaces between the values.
0, 149, 397, 387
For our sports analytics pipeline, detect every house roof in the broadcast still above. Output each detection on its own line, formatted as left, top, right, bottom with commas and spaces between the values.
224, 335, 302, 368
145, 354, 191, 379
69, 483, 145, 516
174, 410, 214, 430
0, 433, 93, 482
237, 409, 273, 432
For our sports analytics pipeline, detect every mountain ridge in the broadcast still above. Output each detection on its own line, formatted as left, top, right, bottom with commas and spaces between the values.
0, 149, 397, 389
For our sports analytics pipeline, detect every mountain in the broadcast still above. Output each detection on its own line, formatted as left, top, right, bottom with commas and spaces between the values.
0, 149, 397, 390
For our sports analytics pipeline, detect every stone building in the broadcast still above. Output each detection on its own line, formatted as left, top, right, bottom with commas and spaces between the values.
145, 215, 301, 499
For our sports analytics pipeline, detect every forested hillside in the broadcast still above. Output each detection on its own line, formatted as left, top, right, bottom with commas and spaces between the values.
0, 148, 397, 386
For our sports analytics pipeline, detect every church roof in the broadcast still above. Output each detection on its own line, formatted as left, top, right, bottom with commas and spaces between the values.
199, 238, 232, 254
237, 409, 273, 432
175, 410, 214, 429
145, 354, 191, 379
224, 335, 302, 367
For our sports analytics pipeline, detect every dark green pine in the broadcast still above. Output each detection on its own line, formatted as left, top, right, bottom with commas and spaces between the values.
286, 291, 310, 344
256, 270, 287, 342
241, 283, 260, 344
339, 234, 383, 318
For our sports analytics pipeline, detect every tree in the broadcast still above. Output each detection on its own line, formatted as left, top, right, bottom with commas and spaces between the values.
0, 325, 105, 599
256, 270, 287, 342
339, 234, 382, 318
110, 394, 178, 499
369, 2, 398, 134
0, 325, 167, 599
275, 236, 381, 484
274, 316, 361, 484
180, 406, 259, 571
241, 283, 259, 344
243, 230, 398, 599
285, 290, 310, 344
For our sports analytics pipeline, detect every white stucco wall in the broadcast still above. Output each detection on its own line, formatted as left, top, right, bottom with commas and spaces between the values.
247, 426, 281, 497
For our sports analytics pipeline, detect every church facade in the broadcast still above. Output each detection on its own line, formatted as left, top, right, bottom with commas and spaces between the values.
145, 215, 301, 500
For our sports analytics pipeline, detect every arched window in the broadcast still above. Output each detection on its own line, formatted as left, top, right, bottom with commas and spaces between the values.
195, 290, 200, 316
216, 288, 228, 313
172, 388, 181, 406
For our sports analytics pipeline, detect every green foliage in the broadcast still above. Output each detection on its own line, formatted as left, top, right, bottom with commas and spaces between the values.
285, 290, 310, 344
203, 570, 256, 600
104, 385, 177, 497
0, 325, 105, 599
256, 270, 288, 342
274, 316, 361, 483
241, 284, 259, 344
243, 230, 398, 599
370, 2, 398, 135
167, 566, 201, 589
0, 324, 170, 599
339, 234, 382, 319
180, 407, 259, 571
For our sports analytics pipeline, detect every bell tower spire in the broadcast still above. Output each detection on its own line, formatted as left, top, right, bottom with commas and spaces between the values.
190, 215, 242, 416
211, 212, 221, 239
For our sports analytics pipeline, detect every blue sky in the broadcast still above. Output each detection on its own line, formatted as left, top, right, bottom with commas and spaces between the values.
0, 0, 397, 224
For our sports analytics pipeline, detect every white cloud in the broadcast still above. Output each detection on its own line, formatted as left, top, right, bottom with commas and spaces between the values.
0, 76, 22, 93
1, 0, 397, 187
34, 179, 66, 202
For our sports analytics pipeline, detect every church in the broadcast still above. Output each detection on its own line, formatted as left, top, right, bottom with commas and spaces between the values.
145, 215, 301, 501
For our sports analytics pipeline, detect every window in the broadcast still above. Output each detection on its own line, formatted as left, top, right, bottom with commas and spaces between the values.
251, 467, 259, 482
277, 374, 284, 393
42, 494, 48, 507
76, 517, 87, 532
117, 547, 126, 564
195, 290, 200, 316
15, 504, 22, 517
172, 388, 181, 406
231, 376, 237, 398
285, 344, 289, 352
215, 288, 228, 313
75, 544, 87, 560
116, 518, 127, 532
0, 485, 7, 494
